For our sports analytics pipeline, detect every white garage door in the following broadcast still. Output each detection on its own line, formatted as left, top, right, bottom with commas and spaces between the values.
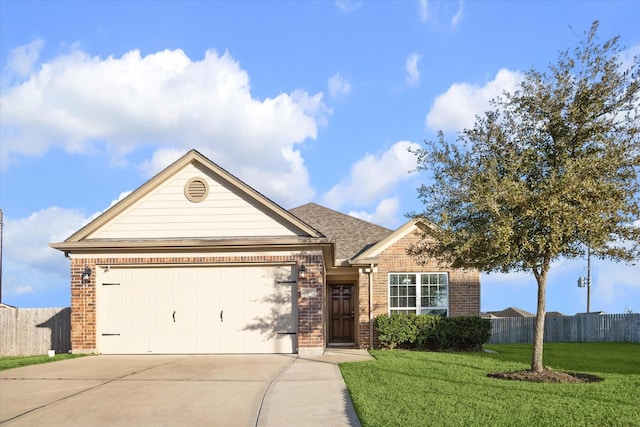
96, 265, 297, 354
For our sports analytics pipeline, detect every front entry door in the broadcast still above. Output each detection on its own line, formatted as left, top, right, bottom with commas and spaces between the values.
330, 284, 355, 344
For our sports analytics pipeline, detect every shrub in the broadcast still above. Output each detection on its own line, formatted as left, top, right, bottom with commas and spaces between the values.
375, 314, 491, 352
413, 315, 441, 350
433, 316, 492, 351
375, 313, 418, 349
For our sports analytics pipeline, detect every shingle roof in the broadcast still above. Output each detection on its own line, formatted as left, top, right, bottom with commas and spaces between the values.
486, 307, 536, 318
289, 203, 392, 261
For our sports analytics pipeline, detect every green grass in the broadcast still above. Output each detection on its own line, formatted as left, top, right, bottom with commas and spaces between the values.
340, 343, 640, 427
0, 353, 87, 371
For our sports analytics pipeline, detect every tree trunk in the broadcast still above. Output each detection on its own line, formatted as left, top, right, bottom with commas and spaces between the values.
531, 268, 548, 373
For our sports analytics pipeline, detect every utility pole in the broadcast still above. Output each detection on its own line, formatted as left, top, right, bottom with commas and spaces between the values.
586, 247, 591, 314
0, 208, 3, 304
577, 247, 593, 313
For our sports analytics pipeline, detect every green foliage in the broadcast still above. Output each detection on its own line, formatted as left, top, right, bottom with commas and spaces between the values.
375, 314, 491, 351
483, 342, 640, 375
340, 344, 640, 427
413, 313, 441, 349
433, 316, 492, 351
375, 313, 418, 349
0, 353, 87, 371
412, 21, 639, 273
410, 21, 640, 372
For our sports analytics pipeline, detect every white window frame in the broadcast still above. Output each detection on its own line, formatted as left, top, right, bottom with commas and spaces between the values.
388, 272, 449, 317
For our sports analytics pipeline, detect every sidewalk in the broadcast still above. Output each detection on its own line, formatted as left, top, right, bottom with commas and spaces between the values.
255, 349, 373, 427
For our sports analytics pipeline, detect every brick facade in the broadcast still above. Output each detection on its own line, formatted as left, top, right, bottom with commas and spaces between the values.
357, 231, 480, 348
69, 254, 324, 353
69, 233, 480, 353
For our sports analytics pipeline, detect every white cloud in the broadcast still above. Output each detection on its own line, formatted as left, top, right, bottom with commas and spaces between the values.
4, 207, 86, 281
426, 68, 524, 133
139, 148, 185, 178
620, 44, 640, 72
418, 0, 429, 22
0, 45, 327, 207
4, 39, 44, 79
335, 0, 362, 13
14, 286, 34, 295
451, 1, 464, 28
348, 197, 401, 228
406, 53, 420, 87
592, 260, 640, 310
322, 140, 420, 209
328, 73, 352, 98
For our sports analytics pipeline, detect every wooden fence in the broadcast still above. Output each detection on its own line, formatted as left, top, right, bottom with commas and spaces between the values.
0, 306, 71, 356
488, 313, 640, 344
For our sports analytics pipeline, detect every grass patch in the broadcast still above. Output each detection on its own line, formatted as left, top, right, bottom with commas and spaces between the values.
340, 343, 640, 427
483, 342, 639, 374
0, 353, 88, 371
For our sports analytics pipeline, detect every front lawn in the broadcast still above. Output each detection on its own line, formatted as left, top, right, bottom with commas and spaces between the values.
339, 343, 640, 427
0, 353, 87, 371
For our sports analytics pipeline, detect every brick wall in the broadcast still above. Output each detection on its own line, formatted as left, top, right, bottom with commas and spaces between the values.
357, 230, 480, 348
69, 254, 324, 353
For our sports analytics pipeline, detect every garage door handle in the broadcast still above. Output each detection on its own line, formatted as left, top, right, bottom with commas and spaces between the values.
220, 310, 224, 322
173, 311, 176, 322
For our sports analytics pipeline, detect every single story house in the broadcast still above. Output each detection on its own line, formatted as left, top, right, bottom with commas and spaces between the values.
51, 149, 480, 355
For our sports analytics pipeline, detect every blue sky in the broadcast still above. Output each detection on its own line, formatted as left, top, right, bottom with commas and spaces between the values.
1, 1, 638, 314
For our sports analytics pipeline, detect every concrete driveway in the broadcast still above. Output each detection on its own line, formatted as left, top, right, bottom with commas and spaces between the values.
0, 354, 295, 427
0, 350, 371, 427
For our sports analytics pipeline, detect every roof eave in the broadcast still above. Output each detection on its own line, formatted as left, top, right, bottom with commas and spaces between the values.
348, 257, 380, 266
50, 237, 333, 253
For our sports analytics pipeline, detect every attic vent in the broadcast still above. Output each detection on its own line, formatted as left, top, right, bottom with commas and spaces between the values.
185, 177, 209, 203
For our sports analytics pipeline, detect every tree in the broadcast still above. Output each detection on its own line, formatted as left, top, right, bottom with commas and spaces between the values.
410, 22, 640, 373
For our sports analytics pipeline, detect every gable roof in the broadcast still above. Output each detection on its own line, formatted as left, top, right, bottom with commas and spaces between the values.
52, 150, 327, 252
349, 217, 437, 265
289, 203, 392, 262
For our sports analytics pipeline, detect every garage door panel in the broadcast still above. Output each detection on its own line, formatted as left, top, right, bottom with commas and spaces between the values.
97, 265, 297, 354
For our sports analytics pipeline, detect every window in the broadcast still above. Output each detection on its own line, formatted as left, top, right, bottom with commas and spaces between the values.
389, 273, 448, 316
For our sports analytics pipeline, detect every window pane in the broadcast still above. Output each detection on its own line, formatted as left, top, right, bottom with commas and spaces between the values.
420, 308, 447, 317
417, 273, 449, 310
388, 273, 421, 314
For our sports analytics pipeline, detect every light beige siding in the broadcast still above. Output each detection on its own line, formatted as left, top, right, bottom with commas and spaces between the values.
91, 163, 298, 239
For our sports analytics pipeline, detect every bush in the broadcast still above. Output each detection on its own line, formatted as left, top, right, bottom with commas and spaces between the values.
433, 316, 492, 352
375, 314, 491, 352
376, 313, 418, 349
413, 315, 441, 350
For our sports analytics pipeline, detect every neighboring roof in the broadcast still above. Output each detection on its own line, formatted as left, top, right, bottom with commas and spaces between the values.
52, 150, 326, 252
289, 203, 392, 261
485, 307, 536, 318
546, 311, 565, 318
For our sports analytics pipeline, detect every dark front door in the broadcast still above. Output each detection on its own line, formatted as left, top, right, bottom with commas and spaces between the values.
330, 284, 355, 344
